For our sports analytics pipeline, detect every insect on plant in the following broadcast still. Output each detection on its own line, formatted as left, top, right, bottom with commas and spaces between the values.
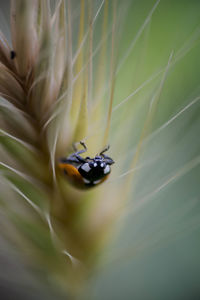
58, 141, 115, 188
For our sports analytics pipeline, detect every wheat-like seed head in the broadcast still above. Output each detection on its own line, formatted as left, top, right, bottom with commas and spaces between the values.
0, 0, 135, 296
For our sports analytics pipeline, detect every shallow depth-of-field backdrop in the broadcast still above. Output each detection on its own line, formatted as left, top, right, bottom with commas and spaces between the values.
0, 1, 200, 299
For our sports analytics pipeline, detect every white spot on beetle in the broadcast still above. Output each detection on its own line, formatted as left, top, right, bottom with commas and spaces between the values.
83, 178, 90, 184
104, 165, 110, 174
82, 163, 91, 173
93, 163, 97, 167
100, 163, 104, 168
93, 179, 101, 185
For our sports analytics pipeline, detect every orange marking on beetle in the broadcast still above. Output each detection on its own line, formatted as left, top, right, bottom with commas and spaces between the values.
58, 163, 84, 187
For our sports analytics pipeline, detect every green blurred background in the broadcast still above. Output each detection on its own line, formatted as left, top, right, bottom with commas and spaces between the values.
92, 1, 200, 299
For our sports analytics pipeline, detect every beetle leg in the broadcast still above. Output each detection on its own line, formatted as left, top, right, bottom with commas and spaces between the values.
74, 154, 87, 163
73, 141, 87, 155
99, 145, 110, 156
65, 153, 87, 163
102, 155, 115, 165
60, 156, 80, 164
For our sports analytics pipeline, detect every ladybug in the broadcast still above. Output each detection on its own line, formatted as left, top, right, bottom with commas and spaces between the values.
58, 141, 114, 188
